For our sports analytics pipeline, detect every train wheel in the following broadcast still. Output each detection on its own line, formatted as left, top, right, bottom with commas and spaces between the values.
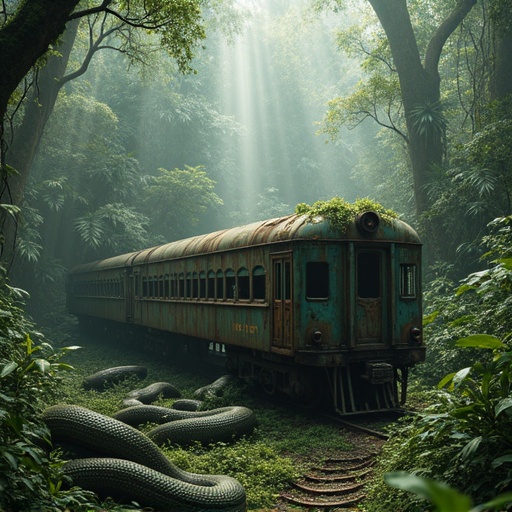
293, 372, 323, 408
259, 368, 276, 396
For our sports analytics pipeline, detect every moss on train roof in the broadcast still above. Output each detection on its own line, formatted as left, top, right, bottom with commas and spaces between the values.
295, 197, 399, 232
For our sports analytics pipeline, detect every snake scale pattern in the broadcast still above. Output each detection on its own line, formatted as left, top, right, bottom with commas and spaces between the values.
43, 404, 248, 511
113, 404, 257, 446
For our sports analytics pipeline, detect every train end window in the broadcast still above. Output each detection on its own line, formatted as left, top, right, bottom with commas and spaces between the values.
253, 266, 266, 301
357, 252, 380, 298
306, 262, 329, 300
400, 264, 417, 298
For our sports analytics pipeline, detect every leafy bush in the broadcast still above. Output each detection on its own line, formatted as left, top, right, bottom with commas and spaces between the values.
295, 196, 398, 231
418, 215, 512, 386
0, 282, 95, 510
365, 215, 512, 511
365, 336, 512, 511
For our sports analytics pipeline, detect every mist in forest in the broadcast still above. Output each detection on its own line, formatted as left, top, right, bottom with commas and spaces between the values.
24, 0, 390, 294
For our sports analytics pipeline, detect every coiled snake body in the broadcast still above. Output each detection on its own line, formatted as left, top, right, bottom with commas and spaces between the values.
43, 404, 247, 511
113, 404, 257, 446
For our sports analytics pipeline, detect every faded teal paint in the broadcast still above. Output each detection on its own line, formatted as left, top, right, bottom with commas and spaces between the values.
68, 211, 423, 360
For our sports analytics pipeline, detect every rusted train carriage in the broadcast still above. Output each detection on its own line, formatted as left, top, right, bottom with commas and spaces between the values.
67, 211, 425, 414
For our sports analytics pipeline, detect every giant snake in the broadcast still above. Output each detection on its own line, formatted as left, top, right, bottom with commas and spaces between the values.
43, 404, 249, 511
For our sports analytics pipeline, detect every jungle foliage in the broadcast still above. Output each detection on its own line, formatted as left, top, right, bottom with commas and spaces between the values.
295, 196, 398, 231
0, 280, 95, 510
364, 214, 512, 511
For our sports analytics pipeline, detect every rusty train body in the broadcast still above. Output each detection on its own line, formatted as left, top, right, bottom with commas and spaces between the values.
67, 211, 425, 414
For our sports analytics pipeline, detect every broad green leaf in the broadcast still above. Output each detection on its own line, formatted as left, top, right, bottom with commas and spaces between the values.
423, 311, 439, 325
34, 359, 51, 373
0, 361, 18, 378
385, 472, 472, 512
453, 367, 472, 387
451, 405, 476, 419
2, 450, 19, 469
496, 257, 512, 270
456, 334, 504, 350
455, 284, 477, 296
61, 345, 82, 352
460, 436, 482, 460
472, 492, 512, 511
492, 455, 512, 469
438, 372, 456, 390
495, 398, 512, 417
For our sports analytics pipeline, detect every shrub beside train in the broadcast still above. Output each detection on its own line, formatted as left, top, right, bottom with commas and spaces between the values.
67, 211, 425, 414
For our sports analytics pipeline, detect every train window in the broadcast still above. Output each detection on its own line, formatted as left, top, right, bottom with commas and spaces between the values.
178, 273, 185, 298
216, 270, 224, 299
192, 272, 199, 299
400, 264, 416, 298
186, 273, 192, 299
164, 274, 170, 298
199, 271, 206, 299
170, 273, 176, 298
357, 252, 380, 298
253, 266, 266, 301
274, 262, 282, 300
306, 262, 329, 299
207, 270, 215, 299
284, 261, 291, 300
142, 276, 148, 297
226, 269, 235, 300
158, 275, 164, 298
238, 268, 250, 300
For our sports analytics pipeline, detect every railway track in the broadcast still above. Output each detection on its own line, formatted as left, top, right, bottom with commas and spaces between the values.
278, 414, 390, 510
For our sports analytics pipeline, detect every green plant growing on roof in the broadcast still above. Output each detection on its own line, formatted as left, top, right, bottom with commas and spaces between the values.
295, 197, 398, 232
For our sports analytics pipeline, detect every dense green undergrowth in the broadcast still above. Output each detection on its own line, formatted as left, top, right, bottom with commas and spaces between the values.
364, 215, 512, 512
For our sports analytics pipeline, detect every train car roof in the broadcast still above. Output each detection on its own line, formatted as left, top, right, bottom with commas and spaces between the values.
69, 213, 421, 274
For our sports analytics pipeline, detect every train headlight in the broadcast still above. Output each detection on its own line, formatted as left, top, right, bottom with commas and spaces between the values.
409, 327, 422, 345
312, 330, 323, 345
356, 211, 380, 234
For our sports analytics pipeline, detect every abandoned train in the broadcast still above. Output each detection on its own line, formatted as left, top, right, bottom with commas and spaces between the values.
67, 210, 425, 414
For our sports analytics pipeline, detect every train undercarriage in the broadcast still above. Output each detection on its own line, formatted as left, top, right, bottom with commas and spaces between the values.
78, 317, 408, 415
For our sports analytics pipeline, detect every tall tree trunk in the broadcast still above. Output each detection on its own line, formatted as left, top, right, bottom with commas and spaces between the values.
367, 0, 477, 218
490, 0, 512, 103
0, 0, 80, 159
0, 0, 80, 266
8, 19, 80, 209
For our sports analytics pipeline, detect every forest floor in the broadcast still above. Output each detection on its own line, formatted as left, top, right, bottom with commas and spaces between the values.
51, 327, 390, 512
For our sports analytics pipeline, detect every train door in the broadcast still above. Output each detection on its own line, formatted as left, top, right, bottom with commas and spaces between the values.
354, 248, 388, 344
271, 253, 293, 352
